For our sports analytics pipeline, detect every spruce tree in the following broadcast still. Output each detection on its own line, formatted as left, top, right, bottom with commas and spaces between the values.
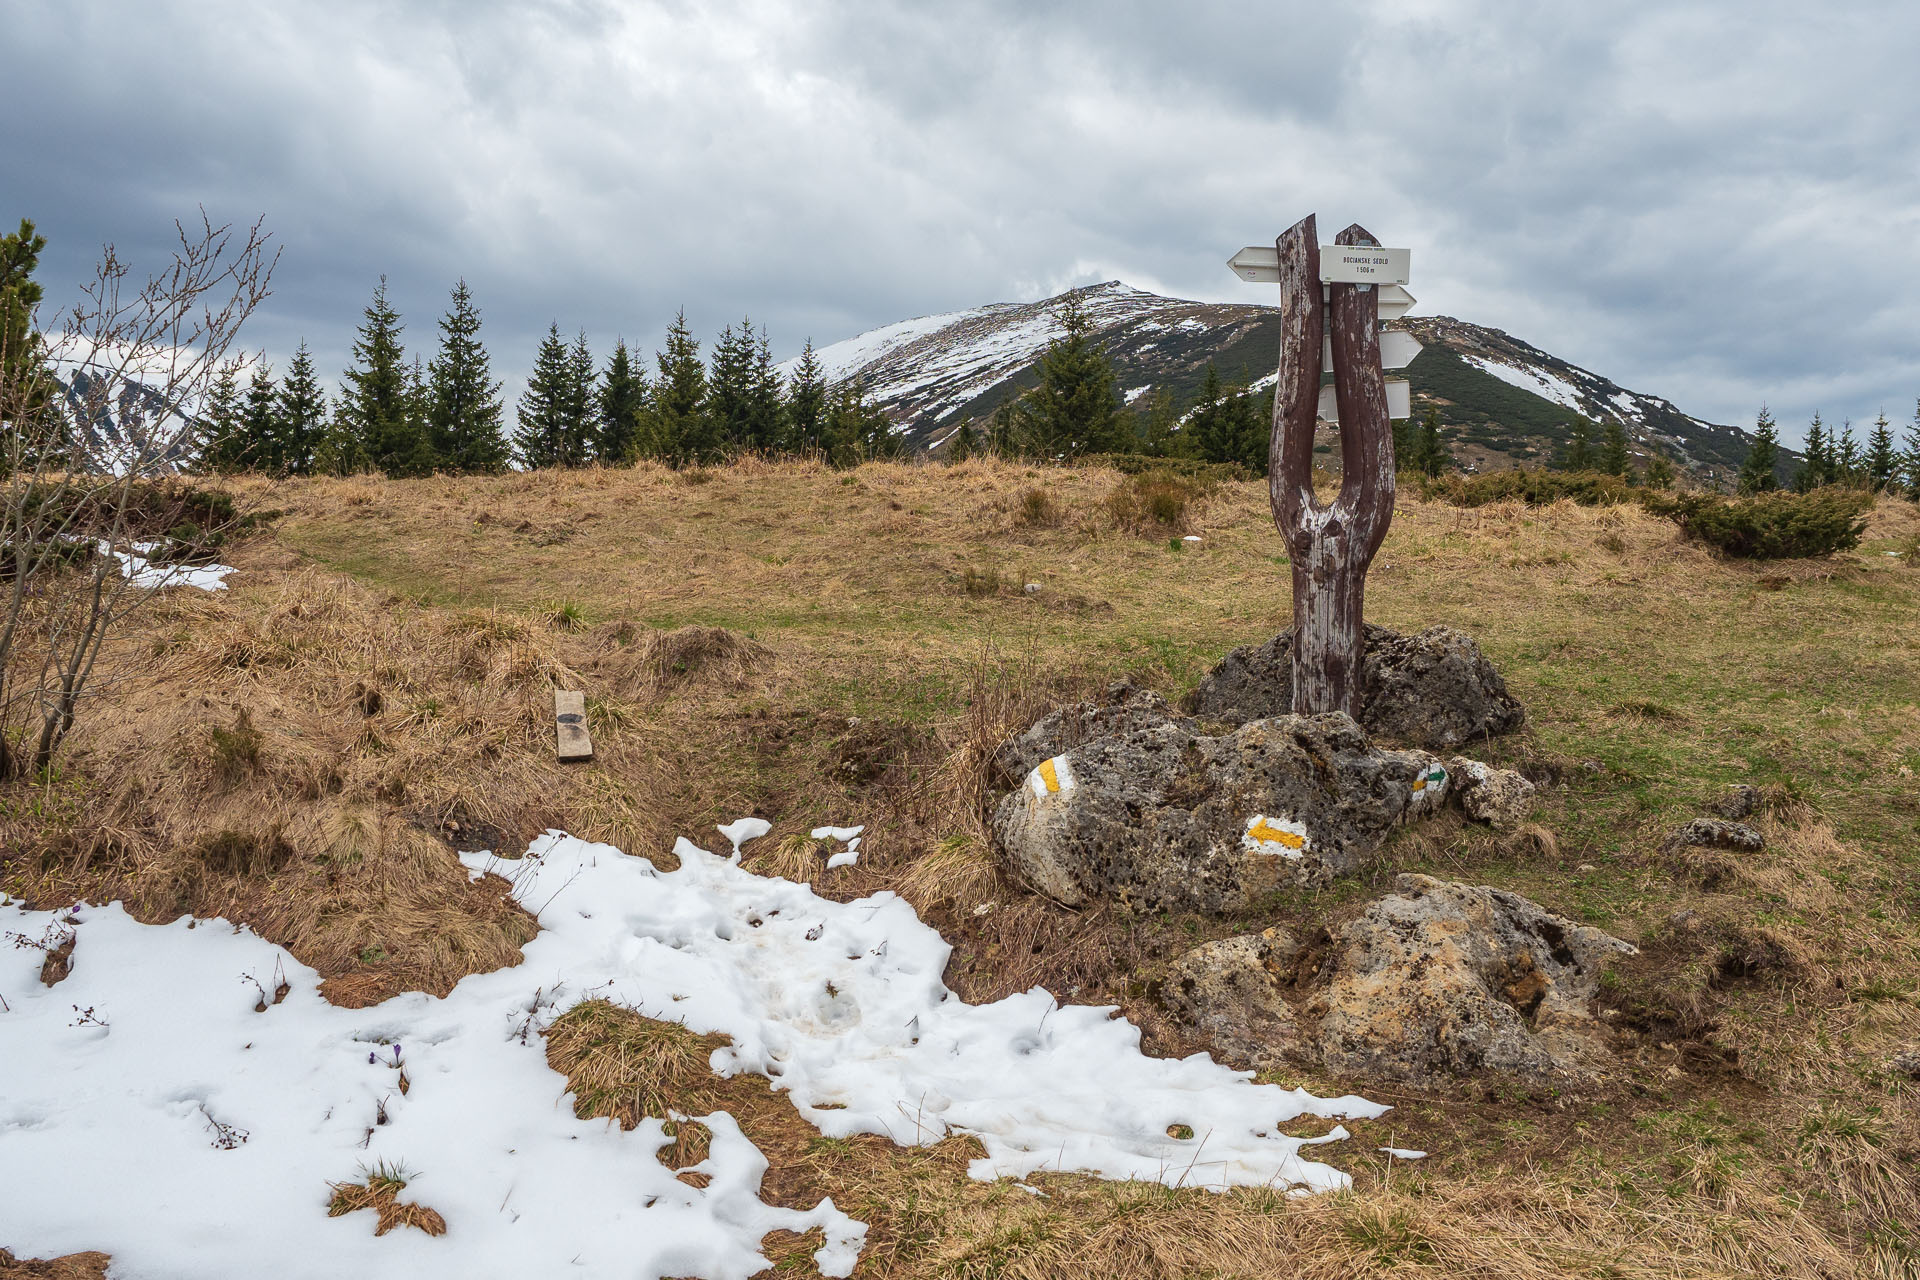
197, 366, 246, 473
275, 342, 326, 475
1598, 419, 1630, 476
1643, 447, 1676, 489
1411, 405, 1450, 478
706, 319, 754, 453
1737, 406, 1780, 493
1835, 420, 1861, 485
1904, 400, 1920, 500
0, 219, 53, 460
1795, 414, 1829, 492
1865, 413, 1897, 492
745, 328, 784, 452
823, 377, 895, 465
562, 330, 596, 466
1224, 388, 1268, 474
1189, 364, 1230, 464
647, 310, 711, 464
312, 398, 367, 477
596, 340, 647, 464
784, 339, 826, 455
342, 279, 429, 476
1138, 387, 1181, 458
239, 365, 277, 472
514, 323, 572, 469
426, 280, 507, 474
947, 421, 979, 463
1023, 296, 1122, 458
1562, 421, 1593, 471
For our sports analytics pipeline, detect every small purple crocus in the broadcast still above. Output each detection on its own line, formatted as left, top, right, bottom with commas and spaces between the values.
390, 1043, 403, 1065
367, 1051, 377, 1065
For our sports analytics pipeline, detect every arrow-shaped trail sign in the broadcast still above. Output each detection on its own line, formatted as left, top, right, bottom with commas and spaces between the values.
1322, 331, 1422, 372
1318, 380, 1411, 422
1229, 247, 1417, 319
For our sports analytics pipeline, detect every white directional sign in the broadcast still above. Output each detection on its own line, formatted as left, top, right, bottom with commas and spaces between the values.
1227, 247, 1417, 319
1318, 380, 1411, 423
1319, 244, 1410, 285
1321, 331, 1422, 373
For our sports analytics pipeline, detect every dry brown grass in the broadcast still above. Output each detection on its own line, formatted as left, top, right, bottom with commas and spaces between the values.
7, 459, 1920, 1274
0, 1251, 111, 1279
325, 1164, 449, 1237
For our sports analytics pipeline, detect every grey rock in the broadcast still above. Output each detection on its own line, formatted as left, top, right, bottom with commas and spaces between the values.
1661, 819, 1764, 854
1162, 927, 1302, 1070
1891, 1047, 1920, 1080
993, 681, 1188, 786
1188, 624, 1524, 751
1446, 756, 1537, 829
1309, 874, 1636, 1084
992, 710, 1441, 912
1717, 785, 1763, 820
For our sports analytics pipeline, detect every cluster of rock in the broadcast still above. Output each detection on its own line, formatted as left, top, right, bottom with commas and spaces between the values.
1163, 876, 1635, 1083
989, 623, 1647, 1087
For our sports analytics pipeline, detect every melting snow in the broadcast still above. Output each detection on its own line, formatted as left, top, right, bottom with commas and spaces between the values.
106, 541, 235, 591
1, 827, 1388, 1276
1462, 355, 1588, 416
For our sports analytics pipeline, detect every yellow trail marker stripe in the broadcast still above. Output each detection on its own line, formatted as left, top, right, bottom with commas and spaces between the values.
1038, 757, 1062, 793
1246, 819, 1306, 850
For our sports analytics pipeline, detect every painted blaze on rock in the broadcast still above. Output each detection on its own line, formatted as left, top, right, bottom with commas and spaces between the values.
993, 693, 1444, 913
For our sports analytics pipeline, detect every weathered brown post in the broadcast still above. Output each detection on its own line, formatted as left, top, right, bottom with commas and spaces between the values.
1268, 214, 1398, 718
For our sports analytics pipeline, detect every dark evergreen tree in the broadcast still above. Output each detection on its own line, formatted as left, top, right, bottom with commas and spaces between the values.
822, 377, 896, 465
1794, 413, 1830, 491
784, 339, 826, 455
596, 340, 647, 464
1, 219, 53, 460
514, 323, 572, 469
562, 330, 596, 466
197, 366, 247, 473
1904, 400, 1920, 500
1410, 405, 1450, 478
1737, 406, 1780, 493
1391, 408, 1417, 471
1834, 420, 1861, 485
645, 310, 711, 464
1189, 364, 1231, 464
745, 328, 784, 452
1138, 387, 1182, 458
342, 278, 430, 476
706, 319, 755, 452
274, 342, 326, 475
1023, 297, 1122, 458
946, 421, 979, 463
239, 365, 277, 471
986, 398, 1022, 458
1598, 419, 1630, 476
1562, 421, 1593, 471
313, 398, 367, 477
1643, 447, 1676, 489
1865, 413, 1898, 492
426, 280, 507, 473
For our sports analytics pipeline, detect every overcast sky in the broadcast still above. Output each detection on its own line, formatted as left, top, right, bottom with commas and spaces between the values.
6, 0, 1918, 445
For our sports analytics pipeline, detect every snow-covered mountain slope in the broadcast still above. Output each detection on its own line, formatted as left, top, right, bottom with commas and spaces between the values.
788, 282, 1780, 484
45, 366, 197, 473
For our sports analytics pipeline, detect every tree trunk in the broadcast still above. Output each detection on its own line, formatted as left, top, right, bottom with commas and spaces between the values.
1267, 215, 1398, 718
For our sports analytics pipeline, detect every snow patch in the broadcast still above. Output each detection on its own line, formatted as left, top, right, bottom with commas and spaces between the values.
1, 825, 1389, 1274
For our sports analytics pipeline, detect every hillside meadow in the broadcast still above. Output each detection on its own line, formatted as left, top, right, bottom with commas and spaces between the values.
5, 457, 1919, 1278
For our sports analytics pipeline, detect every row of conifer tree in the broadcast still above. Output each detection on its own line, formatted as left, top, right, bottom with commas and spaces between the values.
198, 278, 898, 476
1735, 405, 1920, 497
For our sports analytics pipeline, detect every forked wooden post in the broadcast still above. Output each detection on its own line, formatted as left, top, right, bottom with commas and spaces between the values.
1268, 215, 1398, 717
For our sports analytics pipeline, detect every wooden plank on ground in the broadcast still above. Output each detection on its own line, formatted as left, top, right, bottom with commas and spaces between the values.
554, 689, 593, 763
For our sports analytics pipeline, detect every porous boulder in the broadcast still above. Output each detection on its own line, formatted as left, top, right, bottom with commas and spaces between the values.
993, 681, 1185, 785
992, 708, 1445, 912
1161, 927, 1301, 1070
1188, 624, 1524, 751
1308, 875, 1635, 1083
1447, 757, 1537, 829
1662, 819, 1764, 854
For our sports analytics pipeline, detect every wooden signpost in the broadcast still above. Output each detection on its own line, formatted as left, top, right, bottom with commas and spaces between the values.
1231, 215, 1408, 718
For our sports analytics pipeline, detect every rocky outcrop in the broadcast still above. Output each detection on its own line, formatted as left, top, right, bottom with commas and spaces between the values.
993, 681, 1184, 785
1447, 757, 1537, 829
1309, 876, 1635, 1082
1717, 785, 1763, 821
1188, 624, 1524, 751
1161, 928, 1301, 1070
992, 709, 1446, 912
1164, 876, 1636, 1086
1662, 819, 1764, 854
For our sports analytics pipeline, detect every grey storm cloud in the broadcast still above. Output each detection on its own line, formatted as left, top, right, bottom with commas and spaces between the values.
5, 0, 1918, 444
